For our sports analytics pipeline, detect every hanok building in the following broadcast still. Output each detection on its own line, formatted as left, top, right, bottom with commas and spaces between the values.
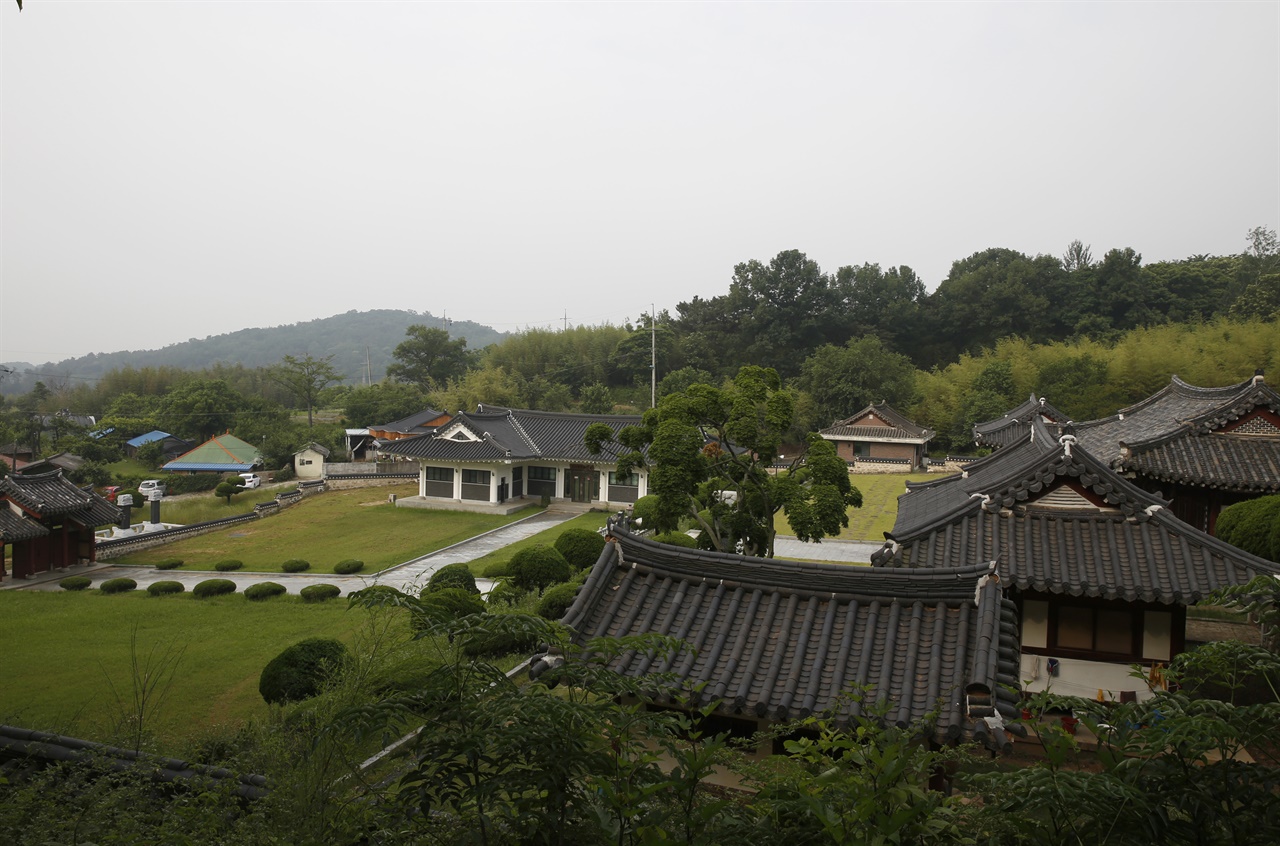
818, 402, 934, 470
876, 417, 1280, 702
368, 408, 452, 444
378, 405, 647, 513
544, 523, 1023, 754
974, 374, 1280, 535
0, 470, 121, 582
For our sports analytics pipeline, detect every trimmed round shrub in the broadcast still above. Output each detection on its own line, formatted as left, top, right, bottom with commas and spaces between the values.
554, 528, 606, 571
59, 575, 92, 591
1216, 495, 1280, 563
301, 584, 341, 603
425, 562, 479, 595
536, 582, 580, 621
245, 581, 287, 601
462, 628, 539, 659
413, 588, 486, 631
653, 530, 699, 549
155, 558, 184, 570
350, 585, 408, 608
333, 559, 364, 575
193, 578, 237, 598
486, 579, 528, 607
100, 577, 137, 594
147, 580, 185, 596
281, 558, 310, 573
508, 545, 572, 594
215, 559, 244, 572
482, 560, 511, 579
258, 637, 349, 705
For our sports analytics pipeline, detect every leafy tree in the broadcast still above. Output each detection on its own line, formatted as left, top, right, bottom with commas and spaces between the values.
796, 335, 918, 430
1062, 239, 1095, 271
157, 379, 258, 442
578, 382, 613, 414
386, 325, 475, 390
267, 353, 341, 427
587, 366, 862, 557
341, 380, 429, 426
214, 477, 246, 504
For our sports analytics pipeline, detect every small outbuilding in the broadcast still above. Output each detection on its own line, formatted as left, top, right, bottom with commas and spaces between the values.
293, 442, 330, 480
0, 470, 120, 581
818, 402, 934, 470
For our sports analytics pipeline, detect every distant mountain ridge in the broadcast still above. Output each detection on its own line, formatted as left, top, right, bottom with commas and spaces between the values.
0, 309, 507, 394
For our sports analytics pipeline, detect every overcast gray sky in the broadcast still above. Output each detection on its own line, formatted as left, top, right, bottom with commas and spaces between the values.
2, 1, 1277, 365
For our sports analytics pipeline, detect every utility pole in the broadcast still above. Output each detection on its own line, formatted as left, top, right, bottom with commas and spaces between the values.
651, 303, 657, 409
563, 310, 569, 332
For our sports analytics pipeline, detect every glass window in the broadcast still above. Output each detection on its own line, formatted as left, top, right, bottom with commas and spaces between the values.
462, 469, 489, 485
609, 471, 638, 486
528, 466, 556, 481
426, 467, 453, 482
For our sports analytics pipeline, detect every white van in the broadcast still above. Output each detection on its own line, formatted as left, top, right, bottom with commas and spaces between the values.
138, 480, 166, 497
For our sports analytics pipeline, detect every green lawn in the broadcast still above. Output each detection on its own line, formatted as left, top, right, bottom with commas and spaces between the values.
112, 484, 536, 573
775, 472, 934, 542
463, 512, 611, 576
0, 590, 371, 744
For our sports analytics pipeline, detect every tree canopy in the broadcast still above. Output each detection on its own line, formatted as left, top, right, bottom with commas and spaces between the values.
586, 365, 862, 557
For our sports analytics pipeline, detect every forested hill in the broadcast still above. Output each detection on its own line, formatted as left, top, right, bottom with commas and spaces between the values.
0, 310, 506, 394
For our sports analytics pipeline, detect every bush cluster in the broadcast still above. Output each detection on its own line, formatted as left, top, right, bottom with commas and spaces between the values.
425, 562, 479, 595
99, 577, 137, 594
59, 576, 92, 591
536, 582, 580, 621
553, 528, 606, 571
147, 581, 185, 596
414, 588, 486, 631
245, 582, 287, 601
652, 531, 699, 549
214, 559, 244, 572
508, 546, 572, 594
281, 558, 310, 573
258, 637, 349, 705
333, 559, 364, 574
1216, 494, 1280, 562
193, 579, 237, 598
301, 584, 341, 603
487, 579, 528, 607
154, 558, 184, 570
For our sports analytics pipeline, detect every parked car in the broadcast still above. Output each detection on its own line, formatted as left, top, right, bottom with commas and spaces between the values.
99, 485, 122, 502
138, 479, 166, 497
238, 472, 262, 489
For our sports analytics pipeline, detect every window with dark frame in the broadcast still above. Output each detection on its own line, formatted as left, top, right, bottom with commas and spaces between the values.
461, 469, 489, 485
426, 467, 453, 482
528, 466, 556, 481
1044, 602, 1142, 659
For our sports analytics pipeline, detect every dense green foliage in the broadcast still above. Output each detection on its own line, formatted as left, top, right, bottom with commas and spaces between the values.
154, 558, 184, 570
99, 577, 137, 594
536, 582, 580, 620
58, 575, 91, 591
281, 558, 310, 573
258, 637, 349, 705
300, 583, 341, 603
553, 527, 606, 570
245, 582, 287, 601
415, 588, 487, 629
146, 580, 185, 596
333, 558, 364, 574
508, 545, 572, 594
192, 578, 237, 598
426, 561, 481, 594
215, 559, 244, 572
1216, 495, 1280, 563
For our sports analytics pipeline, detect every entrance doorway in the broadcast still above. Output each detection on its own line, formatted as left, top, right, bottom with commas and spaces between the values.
567, 467, 598, 503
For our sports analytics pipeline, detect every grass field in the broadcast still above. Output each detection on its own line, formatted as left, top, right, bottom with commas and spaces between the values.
112, 484, 534, 573
0, 590, 373, 744
774, 472, 933, 542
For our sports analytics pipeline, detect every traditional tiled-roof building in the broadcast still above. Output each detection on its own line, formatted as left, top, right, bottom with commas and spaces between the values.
368, 408, 452, 443
973, 372, 1280, 534
876, 418, 1280, 701
545, 523, 1023, 752
378, 405, 646, 512
818, 402, 934, 470
0, 470, 120, 581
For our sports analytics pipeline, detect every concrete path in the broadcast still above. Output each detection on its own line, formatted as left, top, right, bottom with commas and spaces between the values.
3, 509, 578, 597
773, 536, 883, 564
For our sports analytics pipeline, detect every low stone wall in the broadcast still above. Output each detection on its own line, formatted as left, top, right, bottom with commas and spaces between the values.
323, 474, 417, 491
848, 457, 917, 474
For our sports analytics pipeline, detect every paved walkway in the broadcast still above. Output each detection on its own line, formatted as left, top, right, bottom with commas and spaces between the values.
2, 509, 578, 597
773, 536, 883, 563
